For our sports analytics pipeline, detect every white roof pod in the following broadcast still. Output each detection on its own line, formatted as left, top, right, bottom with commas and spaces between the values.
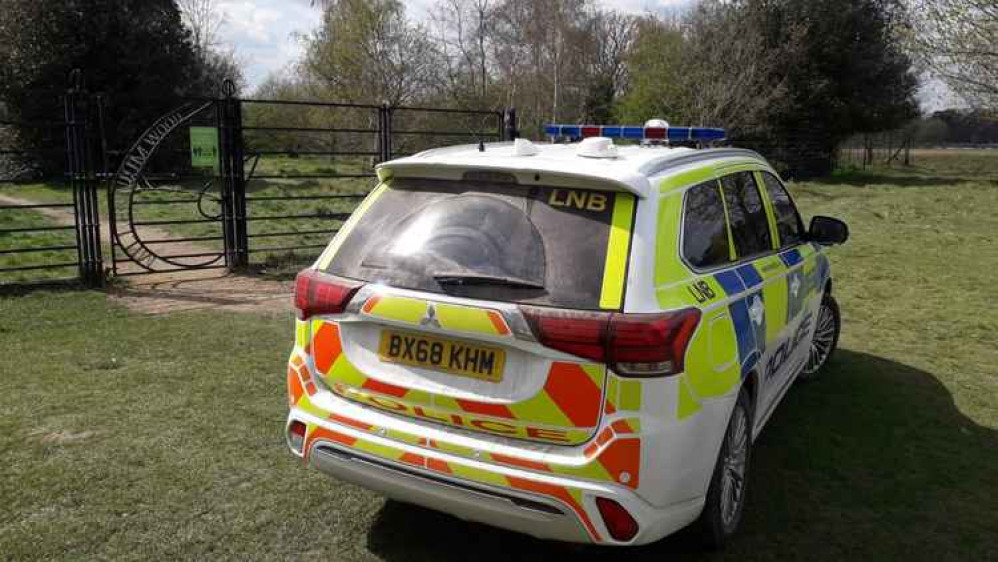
576, 137, 619, 159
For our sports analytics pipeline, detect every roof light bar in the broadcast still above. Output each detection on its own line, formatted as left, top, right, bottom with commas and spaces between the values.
544, 124, 726, 142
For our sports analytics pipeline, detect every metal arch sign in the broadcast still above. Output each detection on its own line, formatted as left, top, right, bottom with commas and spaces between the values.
108, 100, 224, 272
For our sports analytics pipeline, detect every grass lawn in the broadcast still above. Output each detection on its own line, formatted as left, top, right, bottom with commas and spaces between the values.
0, 205, 80, 284
1, 150, 996, 560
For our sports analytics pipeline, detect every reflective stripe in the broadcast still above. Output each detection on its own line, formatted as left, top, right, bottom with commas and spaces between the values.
288, 362, 305, 407
598, 193, 636, 310
363, 295, 427, 324
780, 247, 803, 267
654, 191, 689, 287
309, 319, 606, 445
301, 415, 610, 542
712, 159, 764, 175
657, 166, 717, 195
295, 319, 310, 349
676, 375, 702, 420
293, 365, 642, 540
713, 270, 745, 296
434, 303, 511, 336
763, 279, 789, 344
316, 183, 388, 270
362, 296, 512, 337
618, 379, 642, 410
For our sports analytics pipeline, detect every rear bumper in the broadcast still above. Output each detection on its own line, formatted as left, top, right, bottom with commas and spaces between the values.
309, 440, 592, 542
288, 394, 708, 545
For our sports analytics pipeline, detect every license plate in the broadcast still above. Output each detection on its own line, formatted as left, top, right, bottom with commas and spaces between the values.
378, 330, 505, 383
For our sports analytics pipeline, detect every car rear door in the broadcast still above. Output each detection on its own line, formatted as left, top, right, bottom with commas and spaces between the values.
303, 178, 638, 446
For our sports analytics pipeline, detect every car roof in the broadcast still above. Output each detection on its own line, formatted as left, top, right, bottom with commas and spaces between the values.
376, 141, 768, 198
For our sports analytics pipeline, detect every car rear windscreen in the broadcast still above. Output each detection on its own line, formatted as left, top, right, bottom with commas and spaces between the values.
324, 178, 634, 310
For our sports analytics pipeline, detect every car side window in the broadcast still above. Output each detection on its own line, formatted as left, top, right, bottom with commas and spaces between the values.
682, 180, 731, 269
720, 171, 772, 258
760, 171, 804, 248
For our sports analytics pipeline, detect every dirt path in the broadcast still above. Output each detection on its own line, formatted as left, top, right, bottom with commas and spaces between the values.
0, 193, 294, 315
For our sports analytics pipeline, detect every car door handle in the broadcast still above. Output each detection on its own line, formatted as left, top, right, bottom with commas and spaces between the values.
761, 262, 781, 273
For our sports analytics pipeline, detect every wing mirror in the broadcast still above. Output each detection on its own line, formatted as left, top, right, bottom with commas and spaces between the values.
808, 216, 849, 246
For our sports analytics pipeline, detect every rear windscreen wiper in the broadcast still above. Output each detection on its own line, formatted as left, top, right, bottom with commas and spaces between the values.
433, 272, 544, 290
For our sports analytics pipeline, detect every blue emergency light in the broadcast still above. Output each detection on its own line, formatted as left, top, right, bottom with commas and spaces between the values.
544, 124, 726, 142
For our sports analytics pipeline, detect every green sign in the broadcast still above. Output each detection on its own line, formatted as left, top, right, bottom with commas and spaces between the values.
189, 126, 219, 170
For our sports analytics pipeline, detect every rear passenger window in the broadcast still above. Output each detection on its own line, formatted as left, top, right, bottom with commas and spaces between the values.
760, 172, 803, 247
682, 181, 731, 269
720, 172, 772, 258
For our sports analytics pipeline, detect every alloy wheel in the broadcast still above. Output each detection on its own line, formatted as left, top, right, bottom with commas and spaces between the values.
802, 301, 836, 376
719, 402, 749, 532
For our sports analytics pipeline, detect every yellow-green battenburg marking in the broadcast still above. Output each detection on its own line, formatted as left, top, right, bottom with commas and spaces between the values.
599, 193, 636, 309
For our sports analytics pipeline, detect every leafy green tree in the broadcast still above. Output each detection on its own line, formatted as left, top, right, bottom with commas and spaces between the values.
756, 0, 918, 174
0, 0, 208, 173
618, 0, 917, 176
615, 17, 687, 124
616, 6, 791, 134
303, 0, 440, 106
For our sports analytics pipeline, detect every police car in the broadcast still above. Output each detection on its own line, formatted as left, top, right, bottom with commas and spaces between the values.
284, 121, 848, 547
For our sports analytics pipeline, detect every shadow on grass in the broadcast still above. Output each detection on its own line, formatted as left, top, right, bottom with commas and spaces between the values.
365, 349, 997, 561
0, 278, 90, 297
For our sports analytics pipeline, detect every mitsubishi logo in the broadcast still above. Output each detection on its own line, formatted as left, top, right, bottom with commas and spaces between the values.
420, 303, 441, 329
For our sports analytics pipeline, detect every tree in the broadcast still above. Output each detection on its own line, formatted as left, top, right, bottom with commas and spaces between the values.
302, 0, 441, 106
618, 0, 917, 176
909, 0, 998, 109
431, 0, 495, 106
0, 0, 206, 172
488, 0, 598, 134
579, 9, 637, 123
614, 16, 687, 124
617, 5, 794, 135
178, 0, 223, 58
178, 0, 245, 94
755, 0, 918, 174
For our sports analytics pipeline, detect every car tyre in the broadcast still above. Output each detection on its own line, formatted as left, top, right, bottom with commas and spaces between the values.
696, 387, 752, 549
798, 293, 840, 380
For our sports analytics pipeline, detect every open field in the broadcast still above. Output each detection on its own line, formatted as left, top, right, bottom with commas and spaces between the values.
0, 206, 79, 283
1, 150, 997, 560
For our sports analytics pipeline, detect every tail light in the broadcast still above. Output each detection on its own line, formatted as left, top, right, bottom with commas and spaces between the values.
595, 497, 639, 542
294, 269, 364, 320
520, 306, 700, 377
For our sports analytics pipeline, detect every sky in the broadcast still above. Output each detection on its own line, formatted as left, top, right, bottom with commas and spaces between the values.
215, 0, 959, 111
216, 0, 690, 91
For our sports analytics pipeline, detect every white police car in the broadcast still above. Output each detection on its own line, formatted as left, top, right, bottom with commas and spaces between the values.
284, 122, 847, 547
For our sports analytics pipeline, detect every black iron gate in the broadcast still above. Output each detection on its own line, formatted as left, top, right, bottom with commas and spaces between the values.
0, 71, 103, 287
1, 71, 517, 286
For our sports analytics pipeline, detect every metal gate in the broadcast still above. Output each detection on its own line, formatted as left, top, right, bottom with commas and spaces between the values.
105, 85, 513, 278
1, 71, 516, 287
0, 72, 102, 287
